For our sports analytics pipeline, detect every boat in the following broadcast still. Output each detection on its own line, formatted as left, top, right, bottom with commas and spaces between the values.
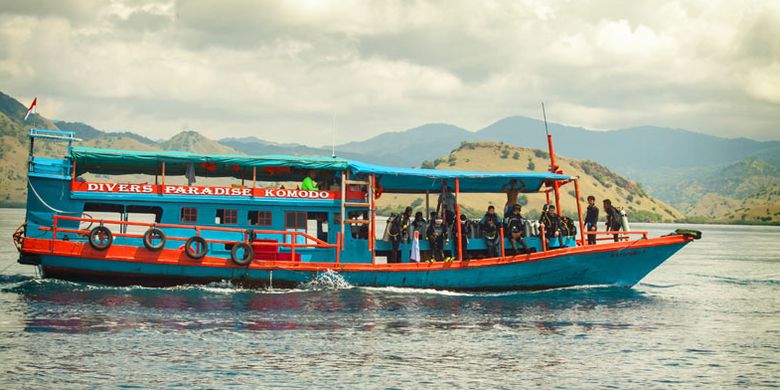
13, 128, 700, 291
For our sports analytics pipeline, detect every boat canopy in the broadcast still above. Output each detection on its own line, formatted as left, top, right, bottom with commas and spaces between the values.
70, 147, 570, 194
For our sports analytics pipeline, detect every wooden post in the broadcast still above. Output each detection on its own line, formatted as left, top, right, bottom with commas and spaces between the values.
573, 178, 586, 245
368, 174, 376, 264
455, 178, 463, 261
336, 232, 341, 264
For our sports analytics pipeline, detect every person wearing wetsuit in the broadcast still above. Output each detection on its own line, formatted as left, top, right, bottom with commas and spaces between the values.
584, 195, 599, 245
603, 199, 622, 242
387, 213, 403, 263
482, 217, 500, 258
539, 204, 564, 248
426, 212, 447, 262
480, 205, 501, 227
411, 211, 427, 239
506, 205, 529, 254
400, 206, 413, 243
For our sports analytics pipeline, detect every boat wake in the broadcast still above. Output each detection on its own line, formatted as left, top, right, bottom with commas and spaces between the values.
299, 269, 353, 290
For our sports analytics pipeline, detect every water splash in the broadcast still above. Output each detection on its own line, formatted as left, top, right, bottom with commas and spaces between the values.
300, 269, 352, 290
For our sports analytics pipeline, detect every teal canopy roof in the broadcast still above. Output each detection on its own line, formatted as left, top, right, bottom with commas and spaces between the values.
71, 147, 570, 193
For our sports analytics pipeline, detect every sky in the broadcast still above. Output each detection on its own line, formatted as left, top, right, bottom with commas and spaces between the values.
1, 0, 778, 145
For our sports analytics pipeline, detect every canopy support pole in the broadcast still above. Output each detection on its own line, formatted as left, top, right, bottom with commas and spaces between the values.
160, 161, 166, 195
368, 174, 376, 264
340, 171, 346, 250
574, 178, 586, 245
425, 190, 430, 219
455, 178, 463, 262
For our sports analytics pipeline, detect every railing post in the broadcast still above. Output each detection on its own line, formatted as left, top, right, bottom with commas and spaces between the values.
291, 232, 296, 262
573, 179, 586, 245
51, 216, 58, 253
499, 227, 505, 258
336, 232, 341, 264
454, 178, 463, 262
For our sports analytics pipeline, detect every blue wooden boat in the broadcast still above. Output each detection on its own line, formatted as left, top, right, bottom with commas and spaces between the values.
14, 129, 699, 291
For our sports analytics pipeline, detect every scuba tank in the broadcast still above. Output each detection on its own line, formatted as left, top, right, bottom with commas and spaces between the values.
383, 214, 396, 241
619, 208, 631, 232
524, 219, 533, 237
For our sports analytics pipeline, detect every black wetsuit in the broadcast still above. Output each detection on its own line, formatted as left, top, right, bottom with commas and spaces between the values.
585, 205, 599, 245
482, 221, 500, 258
426, 221, 447, 261
604, 205, 622, 242
506, 213, 529, 254
387, 215, 403, 263
451, 220, 469, 260
539, 211, 564, 248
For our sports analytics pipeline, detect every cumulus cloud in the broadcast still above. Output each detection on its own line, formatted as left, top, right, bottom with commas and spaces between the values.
0, 0, 778, 143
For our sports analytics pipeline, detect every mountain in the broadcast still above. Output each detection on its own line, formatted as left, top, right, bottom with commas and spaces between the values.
160, 131, 240, 154
377, 141, 682, 222
219, 136, 369, 161
55, 120, 157, 146
337, 123, 475, 167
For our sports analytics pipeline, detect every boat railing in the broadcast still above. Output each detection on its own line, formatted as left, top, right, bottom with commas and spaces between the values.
45, 215, 343, 263
584, 230, 648, 243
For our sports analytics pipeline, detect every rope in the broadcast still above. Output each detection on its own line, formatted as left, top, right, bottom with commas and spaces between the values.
28, 181, 80, 214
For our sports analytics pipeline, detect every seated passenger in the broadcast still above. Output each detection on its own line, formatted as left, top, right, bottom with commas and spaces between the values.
506, 204, 530, 254
480, 205, 501, 228
411, 211, 427, 238
539, 204, 564, 248
426, 212, 447, 262
301, 170, 319, 191
482, 217, 500, 258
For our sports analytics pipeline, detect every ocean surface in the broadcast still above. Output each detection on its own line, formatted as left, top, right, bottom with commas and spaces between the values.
0, 207, 778, 388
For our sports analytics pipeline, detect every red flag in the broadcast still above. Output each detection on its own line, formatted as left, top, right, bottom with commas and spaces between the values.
24, 97, 37, 121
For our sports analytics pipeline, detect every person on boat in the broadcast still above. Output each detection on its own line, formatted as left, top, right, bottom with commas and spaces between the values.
412, 211, 427, 238
450, 214, 470, 260
437, 184, 457, 229
603, 199, 622, 242
301, 170, 319, 191
480, 205, 501, 228
539, 204, 564, 248
506, 204, 530, 254
387, 213, 405, 263
400, 206, 413, 243
426, 212, 447, 262
501, 179, 526, 216
482, 216, 500, 258
584, 195, 599, 245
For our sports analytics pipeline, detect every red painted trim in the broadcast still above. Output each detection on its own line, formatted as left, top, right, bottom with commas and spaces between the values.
21, 234, 693, 274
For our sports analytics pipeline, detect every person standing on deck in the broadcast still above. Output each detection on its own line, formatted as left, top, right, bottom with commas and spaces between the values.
584, 196, 599, 245
412, 211, 427, 238
301, 170, 319, 191
603, 199, 622, 242
400, 207, 413, 243
437, 184, 457, 229
426, 212, 447, 262
501, 179, 526, 216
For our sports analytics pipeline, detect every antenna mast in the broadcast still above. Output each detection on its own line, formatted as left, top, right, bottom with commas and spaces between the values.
331, 112, 336, 158
541, 102, 549, 136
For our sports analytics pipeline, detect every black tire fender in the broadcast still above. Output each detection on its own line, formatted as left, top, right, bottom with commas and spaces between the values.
230, 242, 254, 266
185, 236, 208, 259
88, 226, 113, 251
143, 228, 166, 251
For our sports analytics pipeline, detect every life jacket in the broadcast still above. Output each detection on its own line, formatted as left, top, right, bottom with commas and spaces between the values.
428, 222, 445, 240
508, 215, 525, 235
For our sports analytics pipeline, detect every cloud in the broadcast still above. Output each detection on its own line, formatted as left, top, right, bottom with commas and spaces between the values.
0, 0, 778, 144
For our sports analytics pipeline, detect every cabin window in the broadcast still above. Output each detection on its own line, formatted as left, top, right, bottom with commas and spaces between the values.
82, 202, 124, 231
126, 205, 163, 234
249, 210, 273, 226
181, 207, 198, 223
216, 209, 238, 225
285, 211, 307, 229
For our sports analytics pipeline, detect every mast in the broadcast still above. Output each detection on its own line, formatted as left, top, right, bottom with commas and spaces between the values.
542, 102, 562, 215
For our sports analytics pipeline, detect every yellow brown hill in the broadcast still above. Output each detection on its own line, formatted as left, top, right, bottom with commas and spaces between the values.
376, 142, 683, 222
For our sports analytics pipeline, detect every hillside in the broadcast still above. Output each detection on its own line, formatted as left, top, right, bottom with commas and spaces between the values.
376, 142, 683, 223
219, 136, 370, 161
161, 131, 239, 154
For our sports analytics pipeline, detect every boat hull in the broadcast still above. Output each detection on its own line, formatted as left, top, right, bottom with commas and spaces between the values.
22, 235, 692, 291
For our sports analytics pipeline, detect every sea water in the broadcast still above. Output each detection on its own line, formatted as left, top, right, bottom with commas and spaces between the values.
0, 208, 777, 388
